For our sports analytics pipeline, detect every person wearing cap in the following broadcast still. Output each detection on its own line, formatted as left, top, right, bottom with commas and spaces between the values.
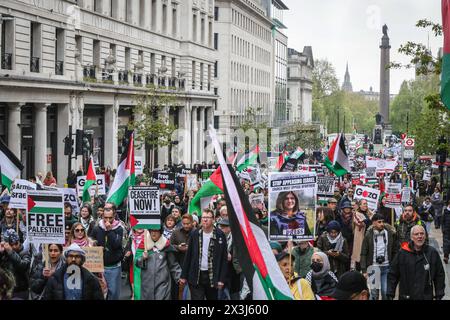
0, 207, 25, 243
330, 271, 369, 300
327, 198, 339, 221
276, 251, 315, 300
305, 252, 339, 298
291, 241, 320, 279
387, 225, 445, 300
43, 243, 104, 300
337, 200, 354, 253
317, 220, 350, 278
360, 213, 397, 300
0, 229, 30, 299
134, 226, 181, 300
0, 195, 11, 221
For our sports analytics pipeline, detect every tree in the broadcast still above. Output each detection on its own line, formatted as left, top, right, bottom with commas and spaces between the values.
390, 19, 450, 154
285, 123, 322, 153
238, 106, 269, 153
312, 59, 340, 122
127, 86, 178, 167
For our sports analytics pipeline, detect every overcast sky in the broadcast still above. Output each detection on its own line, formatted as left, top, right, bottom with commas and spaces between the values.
282, 0, 442, 94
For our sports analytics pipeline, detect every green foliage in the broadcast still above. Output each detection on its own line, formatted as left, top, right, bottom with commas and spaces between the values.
312, 59, 378, 135
127, 86, 177, 150
285, 124, 322, 152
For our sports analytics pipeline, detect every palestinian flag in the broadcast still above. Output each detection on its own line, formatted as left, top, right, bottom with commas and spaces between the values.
275, 150, 289, 170
82, 156, 97, 203
188, 167, 223, 215
236, 145, 260, 172
324, 134, 350, 177
280, 147, 304, 172
27, 192, 63, 215
106, 131, 135, 206
0, 138, 24, 191
442, 0, 450, 110
209, 129, 293, 300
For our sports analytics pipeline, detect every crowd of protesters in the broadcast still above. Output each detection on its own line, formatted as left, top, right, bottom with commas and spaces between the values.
0, 157, 448, 301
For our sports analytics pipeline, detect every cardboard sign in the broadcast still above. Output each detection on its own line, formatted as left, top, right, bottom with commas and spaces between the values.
317, 176, 335, 202
365, 167, 377, 179
128, 186, 161, 229
27, 191, 65, 244
76, 174, 106, 197
57, 188, 80, 214
354, 186, 380, 211
9, 179, 37, 209
81, 247, 104, 273
152, 172, 175, 190
134, 156, 144, 175
385, 183, 402, 208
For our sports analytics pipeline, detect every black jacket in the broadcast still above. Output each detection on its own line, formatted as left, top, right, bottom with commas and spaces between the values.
181, 227, 228, 286
387, 242, 445, 300
441, 207, 450, 255
29, 254, 65, 299
43, 264, 104, 300
91, 224, 124, 266
0, 246, 30, 294
360, 225, 397, 273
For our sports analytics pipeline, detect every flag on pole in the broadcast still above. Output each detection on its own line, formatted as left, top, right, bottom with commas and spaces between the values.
275, 149, 289, 170
106, 131, 135, 206
324, 134, 350, 177
0, 138, 24, 191
82, 156, 97, 203
188, 167, 223, 215
442, 0, 450, 110
280, 147, 304, 172
236, 145, 260, 172
209, 127, 293, 300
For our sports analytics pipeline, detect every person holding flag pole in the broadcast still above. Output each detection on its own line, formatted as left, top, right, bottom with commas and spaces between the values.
82, 155, 97, 204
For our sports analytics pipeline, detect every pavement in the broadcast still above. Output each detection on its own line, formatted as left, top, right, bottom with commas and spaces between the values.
428, 224, 450, 300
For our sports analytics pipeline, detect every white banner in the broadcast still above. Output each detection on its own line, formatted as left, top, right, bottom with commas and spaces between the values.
9, 179, 37, 209
385, 183, 402, 208
134, 156, 145, 175
76, 174, 106, 197
423, 170, 431, 181
128, 186, 160, 229
365, 157, 397, 173
354, 186, 380, 211
401, 188, 411, 203
57, 188, 80, 214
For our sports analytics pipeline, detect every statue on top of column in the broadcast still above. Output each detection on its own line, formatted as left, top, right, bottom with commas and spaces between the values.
382, 24, 388, 36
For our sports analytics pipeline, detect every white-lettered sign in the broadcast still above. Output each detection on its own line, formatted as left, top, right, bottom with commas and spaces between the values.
76, 174, 106, 197
10, 179, 37, 209
135, 156, 144, 175
354, 186, 380, 211
57, 188, 80, 214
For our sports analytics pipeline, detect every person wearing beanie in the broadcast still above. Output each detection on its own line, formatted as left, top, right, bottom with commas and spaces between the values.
43, 243, 103, 300
317, 220, 350, 278
360, 213, 397, 300
0, 229, 30, 299
270, 241, 283, 255
305, 252, 339, 299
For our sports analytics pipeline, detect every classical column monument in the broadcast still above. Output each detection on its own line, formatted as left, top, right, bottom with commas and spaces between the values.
379, 24, 391, 135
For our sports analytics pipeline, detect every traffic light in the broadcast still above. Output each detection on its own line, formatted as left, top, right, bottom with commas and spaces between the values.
75, 129, 84, 155
82, 135, 90, 154
437, 136, 448, 163
63, 135, 74, 156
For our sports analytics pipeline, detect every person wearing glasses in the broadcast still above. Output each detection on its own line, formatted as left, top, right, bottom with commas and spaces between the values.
91, 203, 124, 300
180, 208, 228, 300
68, 223, 95, 247
43, 243, 104, 300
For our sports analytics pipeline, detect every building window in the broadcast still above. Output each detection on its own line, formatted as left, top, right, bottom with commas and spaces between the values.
192, 61, 196, 89
214, 33, 218, 50
208, 64, 211, 91
139, 0, 146, 27
200, 63, 204, 90
93, 40, 100, 68
55, 28, 64, 75
171, 57, 176, 78
162, 4, 167, 34
30, 22, 41, 73
152, 0, 157, 30
125, 47, 131, 70
214, 61, 218, 78
214, 7, 219, 21
172, 8, 177, 37
193, 14, 197, 42
1, 16, 14, 70
287, 88, 290, 100
201, 18, 205, 44
208, 21, 213, 47
150, 53, 155, 74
